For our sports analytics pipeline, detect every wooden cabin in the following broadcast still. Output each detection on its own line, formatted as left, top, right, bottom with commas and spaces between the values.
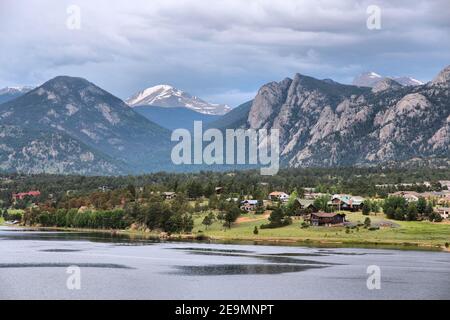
293, 198, 318, 215
309, 212, 346, 226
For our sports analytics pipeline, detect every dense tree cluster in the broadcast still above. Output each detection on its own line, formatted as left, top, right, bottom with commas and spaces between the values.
382, 196, 440, 222
1, 167, 449, 209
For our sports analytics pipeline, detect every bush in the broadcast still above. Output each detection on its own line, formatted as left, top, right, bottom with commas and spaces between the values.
261, 207, 292, 229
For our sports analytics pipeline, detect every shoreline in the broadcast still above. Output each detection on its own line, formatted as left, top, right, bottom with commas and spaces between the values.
4, 225, 449, 252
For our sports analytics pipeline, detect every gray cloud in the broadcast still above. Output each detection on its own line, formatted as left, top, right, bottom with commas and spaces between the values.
0, 0, 449, 107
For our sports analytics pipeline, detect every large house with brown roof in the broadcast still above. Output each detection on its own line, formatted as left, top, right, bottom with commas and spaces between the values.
309, 212, 346, 226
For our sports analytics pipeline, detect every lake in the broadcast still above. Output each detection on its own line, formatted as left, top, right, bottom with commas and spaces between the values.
0, 226, 449, 300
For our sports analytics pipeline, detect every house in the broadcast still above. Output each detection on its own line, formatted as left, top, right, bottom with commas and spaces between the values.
328, 194, 365, 212
12, 190, 41, 201
304, 192, 327, 200
309, 212, 346, 226
98, 185, 111, 192
215, 187, 224, 195
240, 200, 259, 212
389, 191, 420, 202
162, 192, 176, 200
269, 191, 289, 202
436, 207, 450, 220
439, 180, 450, 190
438, 195, 450, 206
293, 199, 318, 214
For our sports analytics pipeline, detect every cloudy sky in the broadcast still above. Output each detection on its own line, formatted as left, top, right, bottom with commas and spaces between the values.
0, 0, 449, 107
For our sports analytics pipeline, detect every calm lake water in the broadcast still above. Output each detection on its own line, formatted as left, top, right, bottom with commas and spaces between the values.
0, 226, 449, 300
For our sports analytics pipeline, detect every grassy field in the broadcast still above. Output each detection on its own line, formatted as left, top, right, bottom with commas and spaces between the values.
191, 211, 450, 250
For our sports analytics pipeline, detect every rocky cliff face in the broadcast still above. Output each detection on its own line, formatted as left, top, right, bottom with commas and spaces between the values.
246, 66, 450, 167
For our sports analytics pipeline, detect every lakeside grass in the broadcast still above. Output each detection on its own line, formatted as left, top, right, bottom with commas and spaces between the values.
9, 209, 450, 251
191, 212, 450, 250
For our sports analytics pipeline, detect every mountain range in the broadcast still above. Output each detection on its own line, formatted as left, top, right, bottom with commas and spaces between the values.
238, 66, 449, 167
0, 76, 171, 175
0, 65, 449, 175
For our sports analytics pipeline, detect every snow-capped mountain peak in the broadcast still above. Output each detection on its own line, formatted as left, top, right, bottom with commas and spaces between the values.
0, 86, 35, 104
353, 72, 424, 88
352, 72, 383, 87
126, 85, 231, 115
393, 76, 424, 86
0, 86, 34, 95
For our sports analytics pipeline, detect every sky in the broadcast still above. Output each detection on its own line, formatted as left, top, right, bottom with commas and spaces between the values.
0, 0, 449, 107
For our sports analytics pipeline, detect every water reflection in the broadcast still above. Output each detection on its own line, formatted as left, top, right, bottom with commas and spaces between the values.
0, 227, 159, 245
0, 262, 133, 269
181, 250, 335, 265
40, 249, 82, 252
173, 264, 326, 276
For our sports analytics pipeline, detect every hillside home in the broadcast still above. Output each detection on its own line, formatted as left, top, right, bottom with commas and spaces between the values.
438, 195, 450, 205
309, 212, 346, 226
439, 180, 450, 190
240, 200, 259, 212
269, 192, 289, 202
389, 191, 420, 202
12, 190, 41, 201
304, 192, 327, 200
328, 194, 365, 212
293, 199, 318, 214
215, 187, 224, 195
436, 207, 450, 220
162, 192, 176, 200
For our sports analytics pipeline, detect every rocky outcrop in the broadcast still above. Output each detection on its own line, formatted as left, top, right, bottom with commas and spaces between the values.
372, 78, 402, 93
245, 65, 450, 167
431, 65, 450, 86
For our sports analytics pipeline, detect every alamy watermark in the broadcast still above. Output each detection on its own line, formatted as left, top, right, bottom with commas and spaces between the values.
366, 5, 381, 30
366, 265, 381, 290
66, 265, 81, 290
66, 5, 81, 30
171, 121, 280, 175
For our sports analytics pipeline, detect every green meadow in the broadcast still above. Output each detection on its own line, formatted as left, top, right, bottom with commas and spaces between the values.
190, 211, 450, 249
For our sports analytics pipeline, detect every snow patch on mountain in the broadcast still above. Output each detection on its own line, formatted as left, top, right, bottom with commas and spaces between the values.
126, 85, 231, 115
353, 72, 424, 88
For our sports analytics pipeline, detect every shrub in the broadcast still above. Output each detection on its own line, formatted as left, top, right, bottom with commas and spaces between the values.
301, 222, 309, 229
